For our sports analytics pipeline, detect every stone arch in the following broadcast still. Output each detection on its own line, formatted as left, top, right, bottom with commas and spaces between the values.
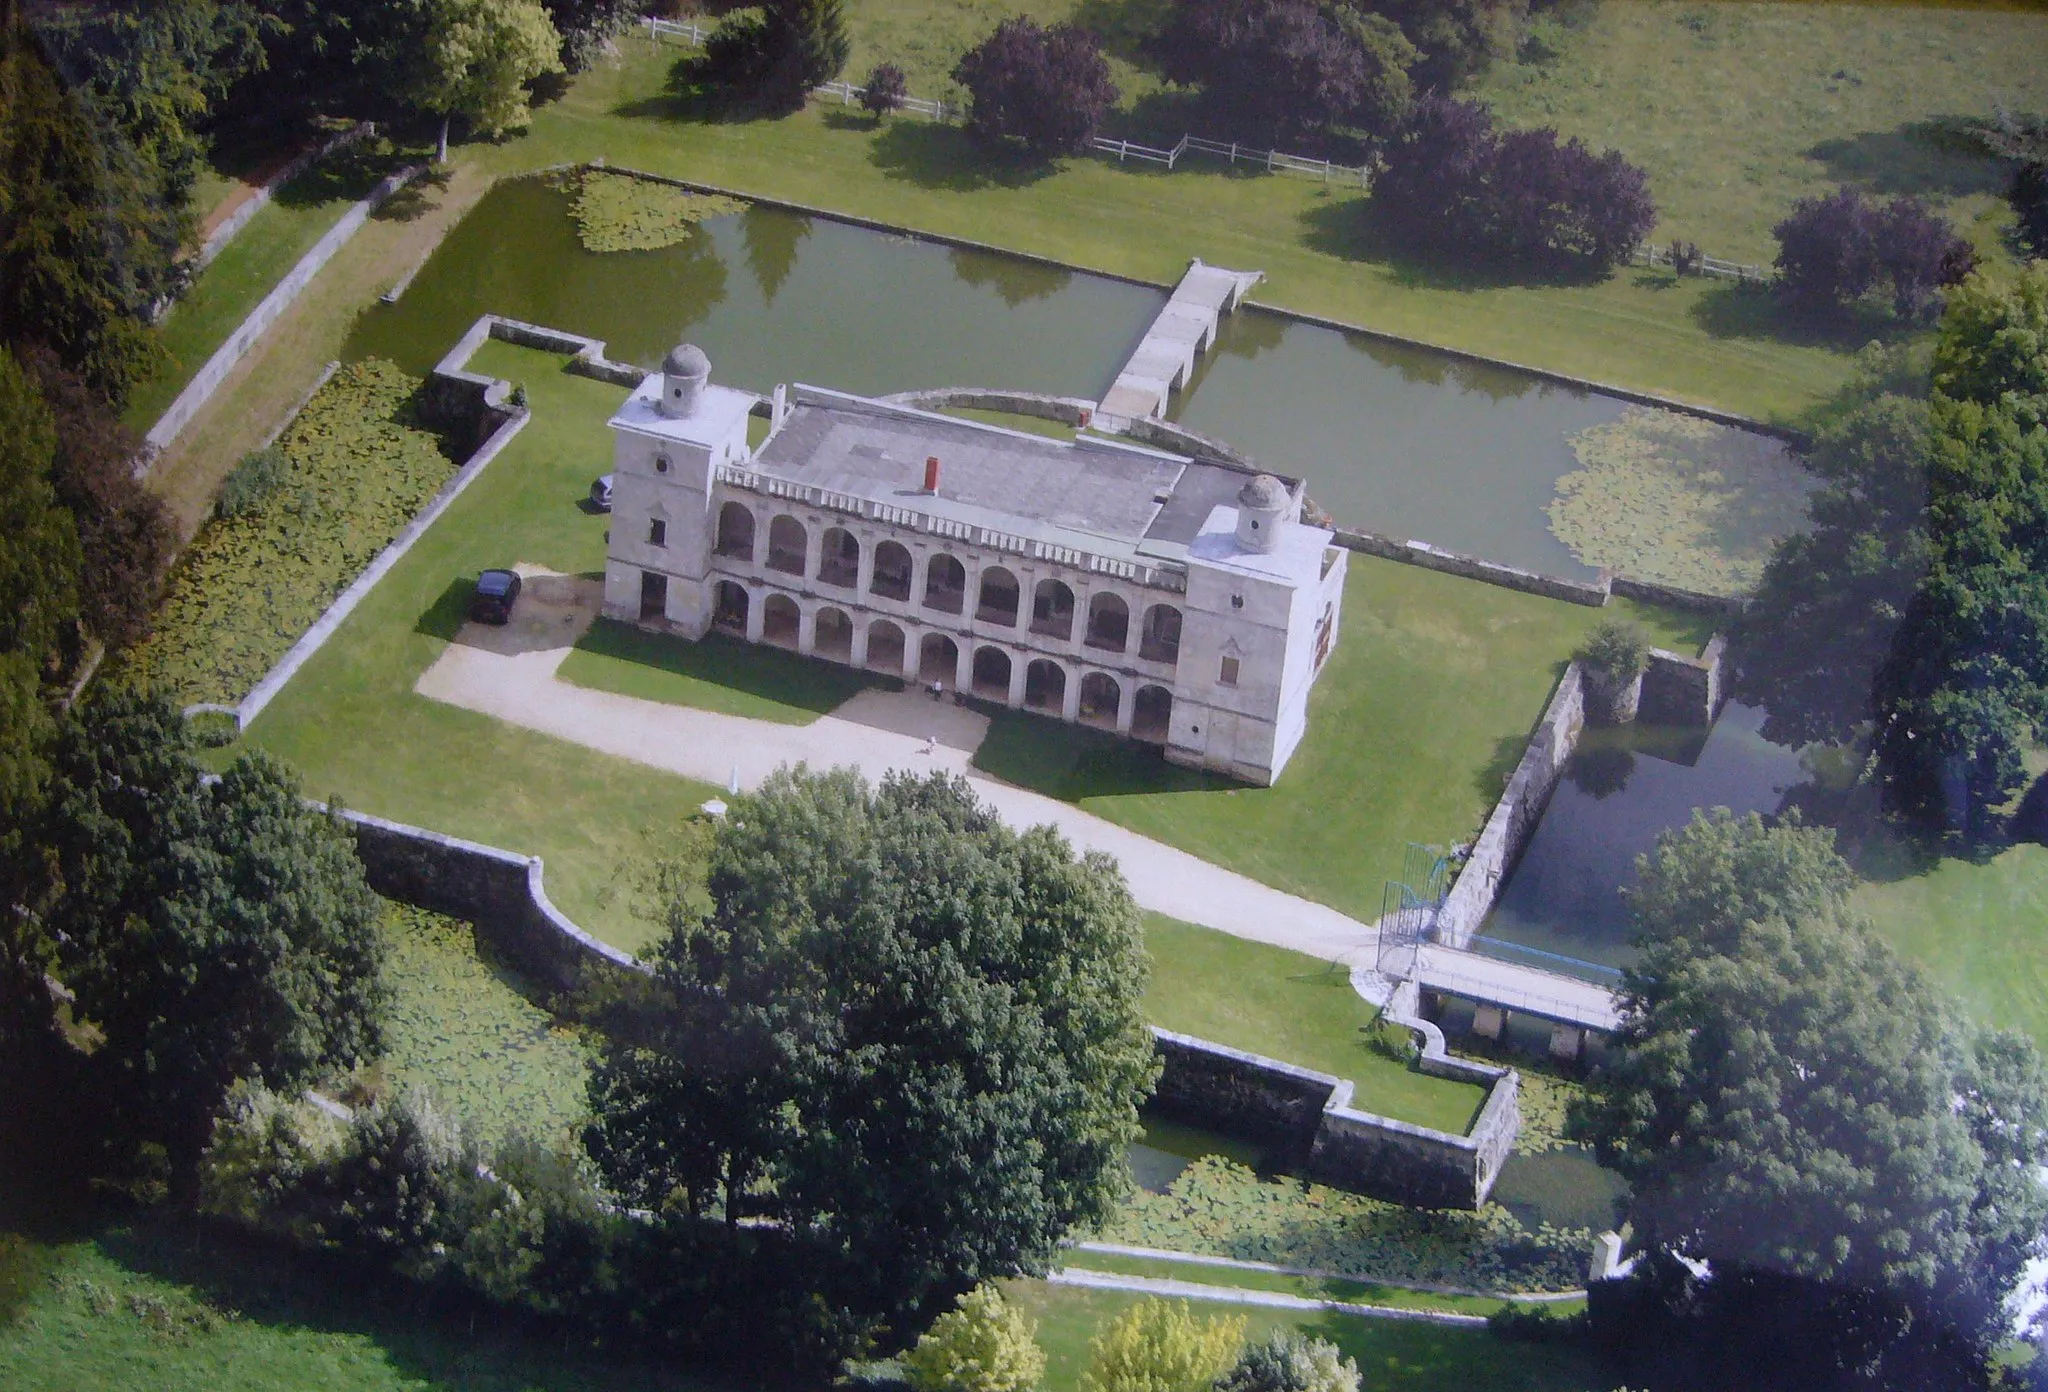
871, 540, 914, 602
761, 593, 801, 648
1031, 577, 1076, 640
976, 565, 1021, 626
925, 553, 966, 614
1085, 592, 1130, 652
971, 646, 1013, 701
715, 501, 756, 560
1024, 658, 1067, 714
918, 632, 959, 685
712, 579, 749, 633
814, 605, 854, 662
766, 515, 807, 575
1078, 671, 1121, 729
1140, 602, 1183, 664
867, 618, 907, 674
818, 526, 859, 588
1133, 684, 1173, 742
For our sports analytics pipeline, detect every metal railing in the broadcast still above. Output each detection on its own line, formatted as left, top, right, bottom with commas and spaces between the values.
712, 462, 1190, 592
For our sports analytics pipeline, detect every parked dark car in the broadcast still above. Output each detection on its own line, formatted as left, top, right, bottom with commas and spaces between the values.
469, 569, 522, 624
590, 474, 613, 512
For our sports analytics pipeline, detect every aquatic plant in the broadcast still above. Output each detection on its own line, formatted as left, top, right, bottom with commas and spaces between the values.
568, 169, 744, 253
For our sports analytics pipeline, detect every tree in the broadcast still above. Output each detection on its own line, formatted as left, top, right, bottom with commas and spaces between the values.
541, 0, 641, 70
0, 349, 79, 818
1369, 0, 1524, 90
1576, 812, 2048, 1382
395, 0, 564, 161
1775, 187, 1974, 320
18, 345, 174, 651
700, 0, 847, 110
903, 1284, 1048, 1392
583, 768, 1157, 1325
1153, 0, 1416, 141
2015, 161, 2048, 258
1216, 1331, 1360, 1392
1734, 389, 1934, 748
1080, 1299, 1244, 1392
859, 61, 907, 120
48, 695, 386, 1188
954, 19, 1119, 158
1931, 262, 2048, 418
1373, 96, 1653, 273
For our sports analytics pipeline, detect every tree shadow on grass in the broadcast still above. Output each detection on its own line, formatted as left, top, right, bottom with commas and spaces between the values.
415, 577, 474, 642
1688, 280, 1911, 353
869, 121, 1064, 192
1070, 0, 1177, 70
1475, 729, 1531, 806
571, 618, 877, 716
1807, 118, 2009, 201
94, 1219, 738, 1392
1296, 197, 1611, 293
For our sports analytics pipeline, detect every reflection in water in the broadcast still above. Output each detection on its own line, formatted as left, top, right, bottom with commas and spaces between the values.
1481, 703, 1806, 973
1128, 1112, 1267, 1194
947, 245, 1072, 307
741, 205, 809, 306
344, 176, 1163, 400
1491, 1145, 1629, 1233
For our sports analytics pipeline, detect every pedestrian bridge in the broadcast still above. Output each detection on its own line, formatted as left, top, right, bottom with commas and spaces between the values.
1415, 943, 1624, 1035
1095, 260, 1263, 429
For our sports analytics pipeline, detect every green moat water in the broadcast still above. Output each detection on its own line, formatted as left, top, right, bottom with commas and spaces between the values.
352, 176, 1795, 580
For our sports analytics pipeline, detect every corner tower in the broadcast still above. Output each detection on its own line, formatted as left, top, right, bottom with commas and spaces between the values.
602, 342, 756, 635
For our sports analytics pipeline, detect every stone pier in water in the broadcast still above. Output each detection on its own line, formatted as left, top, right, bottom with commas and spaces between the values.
1095, 259, 1263, 430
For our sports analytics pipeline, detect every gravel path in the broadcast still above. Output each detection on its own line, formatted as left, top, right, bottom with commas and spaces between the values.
415, 573, 1377, 962
1045, 1266, 1491, 1328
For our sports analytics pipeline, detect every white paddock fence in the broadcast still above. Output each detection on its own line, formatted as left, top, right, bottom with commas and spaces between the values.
1631, 242, 1767, 283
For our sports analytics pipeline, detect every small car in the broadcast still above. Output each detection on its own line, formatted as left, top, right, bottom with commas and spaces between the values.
589, 474, 614, 512
469, 569, 522, 625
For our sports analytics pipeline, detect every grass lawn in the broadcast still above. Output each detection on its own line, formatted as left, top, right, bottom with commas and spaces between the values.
1004, 1280, 1613, 1392
561, 619, 888, 723
1476, 0, 2048, 264
124, 145, 415, 440
1855, 843, 2048, 1049
974, 568, 1712, 923
0, 1226, 733, 1392
240, 339, 715, 955
1143, 915, 1484, 1133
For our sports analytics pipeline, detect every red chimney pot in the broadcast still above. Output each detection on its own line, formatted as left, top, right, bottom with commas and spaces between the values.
924, 455, 941, 493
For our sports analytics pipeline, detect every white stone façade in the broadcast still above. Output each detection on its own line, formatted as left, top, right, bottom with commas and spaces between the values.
600, 346, 1346, 784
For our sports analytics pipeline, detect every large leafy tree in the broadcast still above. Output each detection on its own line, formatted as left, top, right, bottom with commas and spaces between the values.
954, 18, 1119, 158
1154, 0, 1417, 142
0, 348, 79, 818
585, 768, 1157, 1323
391, 0, 563, 160
1367, 0, 1523, 90
47, 694, 387, 1190
1577, 811, 2048, 1385
1734, 388, 1933, 748
18, 344, 173, 650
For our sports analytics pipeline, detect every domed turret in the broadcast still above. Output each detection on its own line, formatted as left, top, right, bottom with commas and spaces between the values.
659, 342, 712, 419
1234, 473, 1288, 553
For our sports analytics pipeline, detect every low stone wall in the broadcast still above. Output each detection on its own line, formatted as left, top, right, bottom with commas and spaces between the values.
144, 162, 425, 459
1640, 635, 1725, 726
342, 808, 644, 990
1609, 574, 1746, 618
1434, 664, 1587, 949
193, 122, 376, 273
1334, 530, 1609, 607
1149, 1027, 1518, 1209
1120, 416, 1266, 474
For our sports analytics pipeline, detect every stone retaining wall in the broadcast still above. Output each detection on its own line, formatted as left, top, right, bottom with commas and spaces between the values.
1150, 1027, 1518, 1208
144, 162, 425, 459
1333, 530, 1610, 607
193, 122, 376, 273
881, 386, 1096, 426
1434, 663, 1587, 949
1608, 574, 1747, 618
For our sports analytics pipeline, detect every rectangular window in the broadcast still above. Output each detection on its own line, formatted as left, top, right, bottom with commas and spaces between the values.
1219, 655, 1240, 687
649, 519, 667, 547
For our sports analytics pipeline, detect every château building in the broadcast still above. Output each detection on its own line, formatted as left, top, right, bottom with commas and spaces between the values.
601, 343, 1346, 784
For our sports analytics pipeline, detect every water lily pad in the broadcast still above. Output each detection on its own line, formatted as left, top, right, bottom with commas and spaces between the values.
570, 170, 744, 253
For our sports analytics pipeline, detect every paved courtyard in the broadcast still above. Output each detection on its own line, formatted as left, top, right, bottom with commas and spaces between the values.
415, 567, 1380, 962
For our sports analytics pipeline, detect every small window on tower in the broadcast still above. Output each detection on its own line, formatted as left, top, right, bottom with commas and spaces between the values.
649, 519, 667, 547
655, 455, 671, 474
1219, 655, 1240, 686
1230, 593, 1245, 610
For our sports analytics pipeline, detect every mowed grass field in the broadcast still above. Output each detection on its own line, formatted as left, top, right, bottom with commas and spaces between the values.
1475, 0, 2048, 264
